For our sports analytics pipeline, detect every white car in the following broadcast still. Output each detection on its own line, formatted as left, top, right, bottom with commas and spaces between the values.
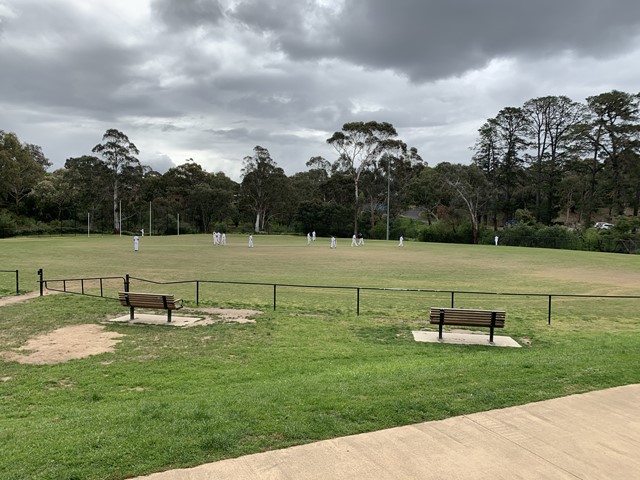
594, 222, 614, 230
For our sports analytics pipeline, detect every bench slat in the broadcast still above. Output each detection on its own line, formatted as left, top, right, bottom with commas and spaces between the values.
118, 292, 183, 326
429, 307, 505, 327
429, 307, 506, 343
118, 292, 183, 310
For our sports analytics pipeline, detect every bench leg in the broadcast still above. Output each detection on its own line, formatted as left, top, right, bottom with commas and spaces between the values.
489, 312, 496, 343
438, 309, 444, 340
167, 309, 172, 323
130, 306, 135, 320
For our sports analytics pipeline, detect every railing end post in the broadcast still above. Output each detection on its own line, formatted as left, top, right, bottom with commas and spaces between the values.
37, 268, 43, 296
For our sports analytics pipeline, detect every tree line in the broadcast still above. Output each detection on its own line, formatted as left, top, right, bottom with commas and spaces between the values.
1, 89, 639, 249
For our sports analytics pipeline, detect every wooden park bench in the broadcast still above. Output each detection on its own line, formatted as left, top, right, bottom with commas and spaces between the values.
429, 307, 506, 343
118, 291, 184, 323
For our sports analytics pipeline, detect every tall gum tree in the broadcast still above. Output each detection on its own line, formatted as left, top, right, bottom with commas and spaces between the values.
0, 131, 48, 213
241, 146, 286, 232
92, 129, 140, 233
327, 121, 399, 235
585, 90, 640, 216
473, 107, 528, 226
523, 96, 586, 224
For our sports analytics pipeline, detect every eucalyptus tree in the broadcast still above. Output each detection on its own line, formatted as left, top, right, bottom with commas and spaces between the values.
585, 90, 640, 216
408, 166, 444, 225
377, 145, 423, 239
63, 155, 112, 230
473, 107, 528, 226
326, 121, 400, 235
240, 146, 287, 232
28, 170, 72, 223
289, 157, 332, 205
434, 163, 489, 244
0, 131, 49, 213
523, 96, 586, 224
92, 129, 141, 233
209, 171, 239, 227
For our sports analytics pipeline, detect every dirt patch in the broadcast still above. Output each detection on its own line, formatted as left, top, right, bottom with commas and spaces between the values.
1, 306, 262, 365
1, 324, 125, 365
187, 307, 262, 324
0, 290, 60, 307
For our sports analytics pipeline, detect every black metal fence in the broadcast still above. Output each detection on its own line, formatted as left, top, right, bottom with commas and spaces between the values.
35, 269, 640, 325
38, 269, 125, 300
0, 269, 19, 295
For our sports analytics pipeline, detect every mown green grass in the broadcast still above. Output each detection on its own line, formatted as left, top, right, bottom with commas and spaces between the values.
1, 234, 640, 479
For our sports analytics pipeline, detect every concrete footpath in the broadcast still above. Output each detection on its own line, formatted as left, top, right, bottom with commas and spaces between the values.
131, 384, 640, 480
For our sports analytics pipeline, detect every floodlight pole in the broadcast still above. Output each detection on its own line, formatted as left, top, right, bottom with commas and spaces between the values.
87, 212, 90, 238
177, 213, 180, 236
149, 201, 152, 237
119, 200, 122, 237
386, 158, 391, 241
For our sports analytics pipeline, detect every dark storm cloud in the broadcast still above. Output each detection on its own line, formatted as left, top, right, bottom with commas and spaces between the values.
231, 0, 640, 81
0, 1, 178, 120
2, 0, 640, 177
151, 0, 224, 29
230, 0, 305, 33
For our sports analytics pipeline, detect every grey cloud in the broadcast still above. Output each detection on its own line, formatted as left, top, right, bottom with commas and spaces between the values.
141, 152, 176, 173
0, 2, 179, 120
237, 0, 640, 82
151, 0, 224, 29
230, 0, 305, 33
208, 127, 252, 140
2, 0, 640, 178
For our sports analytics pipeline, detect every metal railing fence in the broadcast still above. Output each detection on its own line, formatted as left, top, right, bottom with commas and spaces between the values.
35, 269, 640, 325
0, 269, 19, 295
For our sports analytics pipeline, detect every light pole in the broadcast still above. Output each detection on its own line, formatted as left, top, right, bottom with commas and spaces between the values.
386, 158, 391, 241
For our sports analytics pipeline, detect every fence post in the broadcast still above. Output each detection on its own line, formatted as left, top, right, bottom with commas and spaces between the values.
357, 288, 360, 316
451, 291, 455, 308
15, 269, 19, 295
37, 268, 43, 296
273, 284, 277, 311
548, 295, 552, 325
196, 281, 200, 306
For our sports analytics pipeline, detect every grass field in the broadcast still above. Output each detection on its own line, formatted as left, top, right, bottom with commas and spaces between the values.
1, 234, 640, 479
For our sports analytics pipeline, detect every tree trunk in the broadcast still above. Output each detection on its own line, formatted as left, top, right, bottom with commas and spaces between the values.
113, 181, 119, 234
353, 182, 359, 235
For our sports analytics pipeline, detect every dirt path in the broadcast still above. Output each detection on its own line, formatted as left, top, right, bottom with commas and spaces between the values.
0, 290, 45, 306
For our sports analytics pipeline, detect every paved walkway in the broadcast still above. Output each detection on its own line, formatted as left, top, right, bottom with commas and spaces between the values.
130, 383, 640, 480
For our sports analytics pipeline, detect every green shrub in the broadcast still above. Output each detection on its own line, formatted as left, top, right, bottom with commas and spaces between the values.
418, 222, 474, 244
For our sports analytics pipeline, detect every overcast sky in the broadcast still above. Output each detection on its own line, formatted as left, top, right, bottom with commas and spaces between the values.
1, 0, 640, 181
